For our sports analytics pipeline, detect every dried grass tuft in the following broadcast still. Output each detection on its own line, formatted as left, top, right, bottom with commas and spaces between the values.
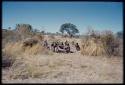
2, 37, 53, 68
81, 38, 107, 56
81, 30, 122, 57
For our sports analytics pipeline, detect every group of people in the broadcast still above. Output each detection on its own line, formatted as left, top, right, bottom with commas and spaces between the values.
43, 40, 80, 53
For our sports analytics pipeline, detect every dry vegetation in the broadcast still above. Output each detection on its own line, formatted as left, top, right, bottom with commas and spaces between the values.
2, 53, 123, 83
2, 34, 53, 81
2, 25, 123, 83
2, 37, 53, 66
81, 30, 123, 57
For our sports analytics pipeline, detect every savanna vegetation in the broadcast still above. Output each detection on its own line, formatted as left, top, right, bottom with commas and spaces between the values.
2, 23, 123, 83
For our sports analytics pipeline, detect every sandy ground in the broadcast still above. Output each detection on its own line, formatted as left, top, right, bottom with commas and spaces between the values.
2, 51, 123, 83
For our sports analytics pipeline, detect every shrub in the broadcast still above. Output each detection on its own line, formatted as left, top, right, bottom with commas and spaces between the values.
81, 29, 123, 57
32, 33, 44, 42
15, 24, 33, 33
81, 38, 107, 56
2, 37, 52, 68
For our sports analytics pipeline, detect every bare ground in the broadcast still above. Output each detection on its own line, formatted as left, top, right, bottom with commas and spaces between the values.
2, 51, 123, 83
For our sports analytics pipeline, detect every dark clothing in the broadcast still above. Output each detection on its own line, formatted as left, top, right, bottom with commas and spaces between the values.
65, 44, 70, 53
44, 40, 48, 47
75, 43, 80, 51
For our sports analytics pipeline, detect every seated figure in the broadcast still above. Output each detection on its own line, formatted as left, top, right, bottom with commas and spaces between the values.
65, 44, 70, 53
57, 42, 65, 53
75, 43, 80, 51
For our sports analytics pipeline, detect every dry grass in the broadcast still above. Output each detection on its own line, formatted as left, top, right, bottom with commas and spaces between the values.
2, 53, 123, 83
2, 38, 53, 80
5, 55, 49, 79
2, 38, 53, 68
32, 34, 44, 42
23, 43, 53, 55
3, 42, 23, 58
81, 30, 123, 57
81, 38, 107, 56
2, 28, 123, 83
2, 33, 50, 69
3, 41, 53, 57
3, 54, 64, 80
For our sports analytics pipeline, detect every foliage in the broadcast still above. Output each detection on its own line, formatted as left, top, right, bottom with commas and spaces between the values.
15, 24, 35, 40
60, 23, 79, 37
116, 31, 123, 39
15, 24, 33, 33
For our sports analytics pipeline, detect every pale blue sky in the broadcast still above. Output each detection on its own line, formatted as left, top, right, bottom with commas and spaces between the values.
2, 2, 123, 34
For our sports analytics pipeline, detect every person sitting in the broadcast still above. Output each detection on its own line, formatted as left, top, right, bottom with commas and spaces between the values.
54, 42, 59, 52
57, 42, 65, 53
43, 40, 48, 47
75, 43, 80, 51
65, 40, 68, 45
60, 42, 64, 49
51, 42, 55, 52
65, 43, 70, 53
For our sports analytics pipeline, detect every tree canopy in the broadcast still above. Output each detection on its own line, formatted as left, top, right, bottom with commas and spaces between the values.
60, 23, 79, 37
15, 24, 33, 33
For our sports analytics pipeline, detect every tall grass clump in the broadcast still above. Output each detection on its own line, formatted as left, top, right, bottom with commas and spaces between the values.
2, 35, 52, 68
2, 42, 23, 67
6, 55, 51, 79
81, 29, 123, 57
2, 37, 53, 79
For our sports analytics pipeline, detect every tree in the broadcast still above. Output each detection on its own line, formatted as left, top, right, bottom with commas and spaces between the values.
15, 24, 33, 39
60, 23, 79, 37
56, 32, 60, 35
41, 30, 45, 34
8, 27, 11, 30
33, 29, 39, 33
116, 31, 123, 39
15, 24, 33, 33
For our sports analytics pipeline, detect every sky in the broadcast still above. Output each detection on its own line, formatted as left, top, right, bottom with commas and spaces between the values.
2, 2, 123, 34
